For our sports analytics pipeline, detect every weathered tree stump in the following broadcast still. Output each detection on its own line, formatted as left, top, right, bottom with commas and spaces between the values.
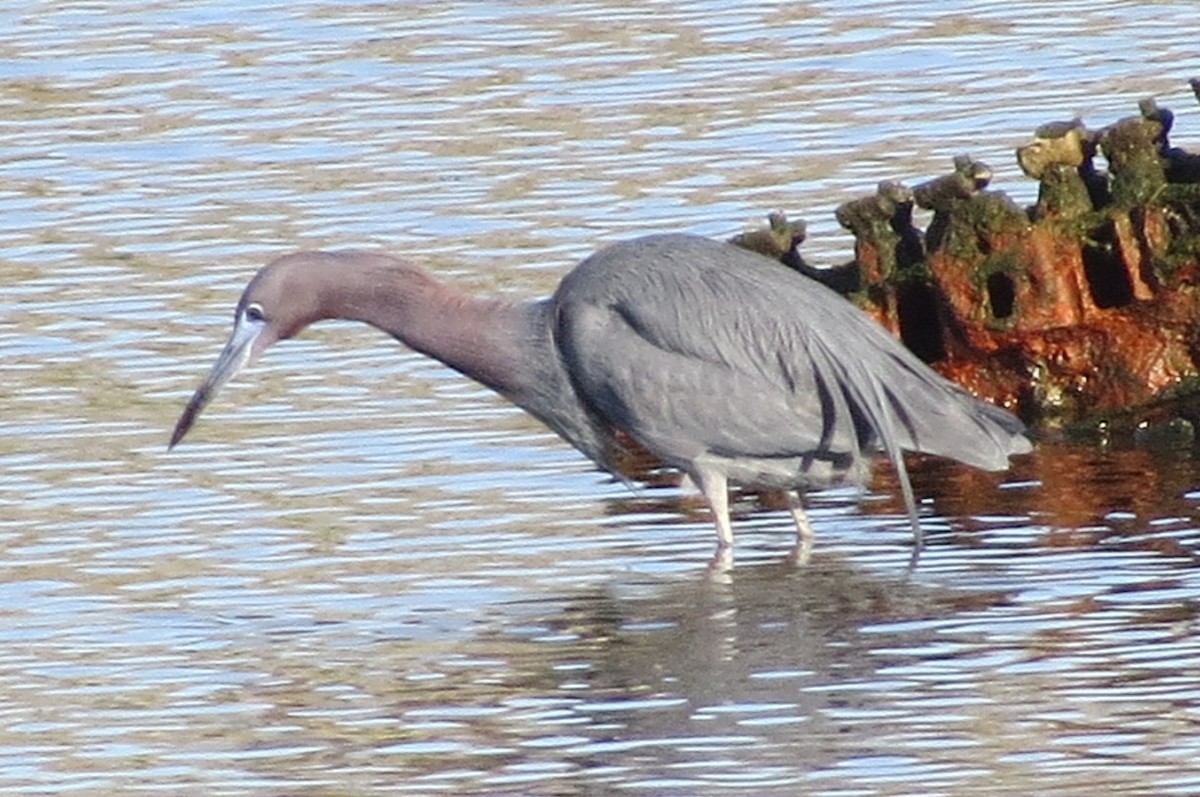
733, 82, 1200, 443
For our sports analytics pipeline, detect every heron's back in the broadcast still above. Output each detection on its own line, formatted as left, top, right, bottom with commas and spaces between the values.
553, 233, 1030, 487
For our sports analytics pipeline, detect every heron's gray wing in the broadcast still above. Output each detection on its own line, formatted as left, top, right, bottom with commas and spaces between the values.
553, 234, 1028, 486
553, 238, 885, 475
556, 296, 856, 465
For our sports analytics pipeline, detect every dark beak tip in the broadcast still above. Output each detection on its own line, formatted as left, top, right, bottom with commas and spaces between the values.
170, 321, 252, 453
168, 395, 204, 451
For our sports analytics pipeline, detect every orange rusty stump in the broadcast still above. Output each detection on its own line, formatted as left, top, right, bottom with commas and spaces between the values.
735, 82, 1200, 443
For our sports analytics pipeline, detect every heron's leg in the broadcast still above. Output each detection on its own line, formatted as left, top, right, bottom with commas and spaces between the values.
785, 491, 815, 543
786, 490, 814, 566
691, 468, 734, 549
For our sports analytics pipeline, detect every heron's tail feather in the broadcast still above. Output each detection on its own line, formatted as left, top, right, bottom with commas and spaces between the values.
876, 350, 1032, 471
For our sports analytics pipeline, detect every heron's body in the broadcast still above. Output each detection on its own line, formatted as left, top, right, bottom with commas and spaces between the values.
171, 233, 1031, 559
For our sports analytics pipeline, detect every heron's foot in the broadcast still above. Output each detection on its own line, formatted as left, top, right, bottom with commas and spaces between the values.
785, 533, 813, 567
707, 543, 734, 575
905, 534, 924, 574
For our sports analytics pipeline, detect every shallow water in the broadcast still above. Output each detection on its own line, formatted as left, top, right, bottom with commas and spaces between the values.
4, 1, 1200, 794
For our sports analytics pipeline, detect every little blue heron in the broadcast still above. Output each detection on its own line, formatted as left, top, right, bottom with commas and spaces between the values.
170, 233, 1031, 559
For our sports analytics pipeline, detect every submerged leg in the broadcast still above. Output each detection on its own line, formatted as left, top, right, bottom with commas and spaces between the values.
785, 490, 815, 566
785, 491, 815, 542
691, 468, 733, 550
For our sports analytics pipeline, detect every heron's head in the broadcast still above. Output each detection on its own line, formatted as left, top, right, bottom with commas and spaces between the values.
168, 253, 331, 449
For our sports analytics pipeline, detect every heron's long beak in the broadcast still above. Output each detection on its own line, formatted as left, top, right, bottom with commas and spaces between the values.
169, 313, 269, 449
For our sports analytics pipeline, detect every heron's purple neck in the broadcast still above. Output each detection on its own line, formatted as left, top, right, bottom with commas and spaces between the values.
320, 259, 538, 400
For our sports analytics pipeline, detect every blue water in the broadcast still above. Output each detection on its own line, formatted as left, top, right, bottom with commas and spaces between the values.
3, 1, 1200, 793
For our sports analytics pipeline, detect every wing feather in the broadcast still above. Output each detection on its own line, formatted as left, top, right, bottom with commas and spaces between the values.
552, 234, 1029, 496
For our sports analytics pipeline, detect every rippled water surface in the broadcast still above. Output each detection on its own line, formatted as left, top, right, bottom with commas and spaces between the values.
4, 1, 1200, 794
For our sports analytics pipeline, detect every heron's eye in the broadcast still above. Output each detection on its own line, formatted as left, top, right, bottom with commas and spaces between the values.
244, 303, 266, 323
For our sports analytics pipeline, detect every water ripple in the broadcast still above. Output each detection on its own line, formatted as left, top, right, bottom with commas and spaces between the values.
4, 0, 1200, 794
